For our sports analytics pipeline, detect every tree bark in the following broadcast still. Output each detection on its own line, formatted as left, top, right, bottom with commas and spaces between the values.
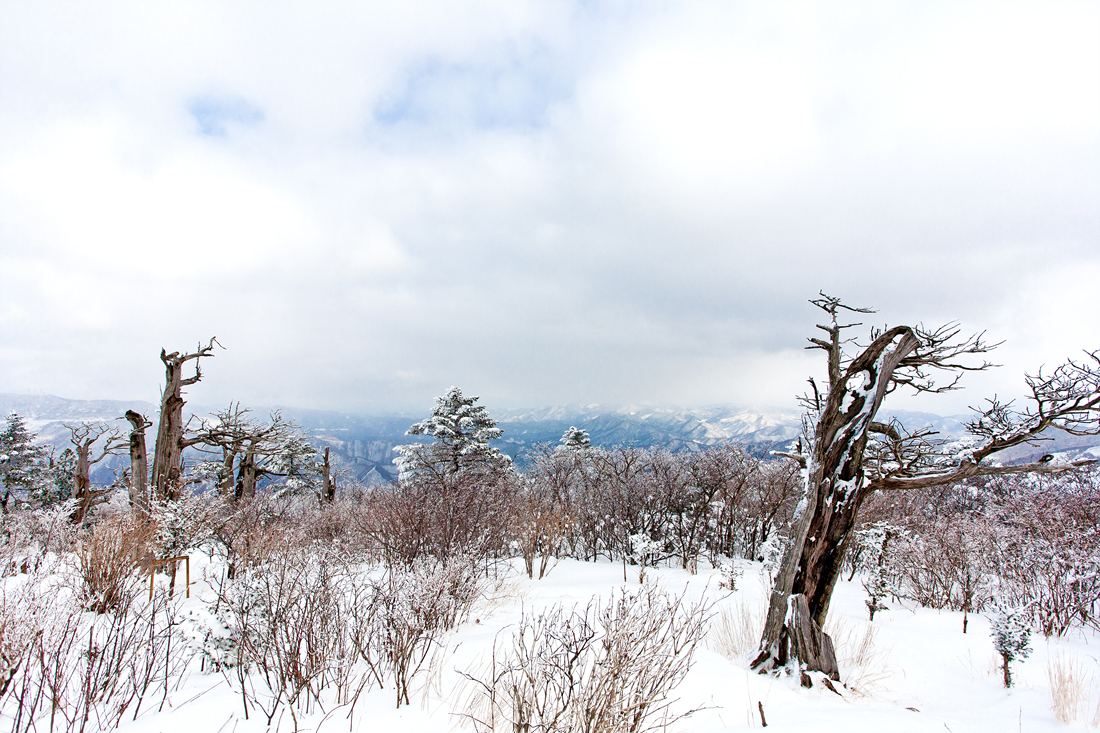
786, 594, 840, 682
320, 446, 334, 504
235, 450, 257, 501
125, 411, 150, 517
753, 325, 920, 675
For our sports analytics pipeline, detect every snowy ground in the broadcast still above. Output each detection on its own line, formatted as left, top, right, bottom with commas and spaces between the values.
107, 556, 1099, 732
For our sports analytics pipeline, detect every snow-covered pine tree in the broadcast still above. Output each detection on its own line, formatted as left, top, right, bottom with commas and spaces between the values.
990, 602, 1032, 688
559, 426, 592, 451
855, 521, 902, 621
395, 387, 509, 480
0, 412, 50, 511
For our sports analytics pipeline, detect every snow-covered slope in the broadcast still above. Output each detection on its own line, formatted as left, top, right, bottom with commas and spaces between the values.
82, 556, 1100, 733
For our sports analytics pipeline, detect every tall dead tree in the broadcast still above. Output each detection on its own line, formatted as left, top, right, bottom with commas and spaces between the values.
66, 422, 127, 523
752, 294, 1100, 682
320, 446, 335, 504
151, 338, 217, 502
124, 410, 152, 516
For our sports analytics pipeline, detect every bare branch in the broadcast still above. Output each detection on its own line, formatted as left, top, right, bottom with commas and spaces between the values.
771, 451, 807, 469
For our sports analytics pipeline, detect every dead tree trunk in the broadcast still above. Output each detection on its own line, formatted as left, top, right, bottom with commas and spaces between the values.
320, 446, 334, 504
125, 410, 151, 517
753, 308, 921, 675
234, 449, 257, 501
151, 339, 217, 502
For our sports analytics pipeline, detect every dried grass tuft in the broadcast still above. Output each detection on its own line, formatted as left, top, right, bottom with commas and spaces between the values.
708, 597, 764, 662
1047, 652, 1088, 725
826, 616, 893, 699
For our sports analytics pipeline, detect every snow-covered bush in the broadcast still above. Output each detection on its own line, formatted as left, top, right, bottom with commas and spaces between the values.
759, 533, 789, 587
461, 582, 712, 733
715, 556, 743, 591
1, 559, 184, 732
629, 532, 662, 581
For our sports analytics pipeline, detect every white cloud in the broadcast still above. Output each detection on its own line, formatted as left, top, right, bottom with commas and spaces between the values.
0, 1, 1096, 415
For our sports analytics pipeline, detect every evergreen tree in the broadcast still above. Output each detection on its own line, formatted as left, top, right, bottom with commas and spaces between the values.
395, 387, 509, 479
35, 447, 76, 507
990, 602, 1032, 688
558, 426, 592, 451
0, 412, 49, 511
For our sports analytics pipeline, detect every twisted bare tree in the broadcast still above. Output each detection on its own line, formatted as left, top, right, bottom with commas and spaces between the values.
193, 405, 321, 501
752, 294, 1100, 683
66, 422, 127, 523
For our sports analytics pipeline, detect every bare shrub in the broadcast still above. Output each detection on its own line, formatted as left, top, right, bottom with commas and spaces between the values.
0, 503, 78, 572
1, 560, 183, 733
211, 493, 298, 580
513, 486, 571, 580
370, 555, 483, 707
216, 548, 483, 720
219, 543, 353, 726
73, 513, 153, 614
461, 583, 712, 733
359, 474, 512, 569
985, 473, 1100, 637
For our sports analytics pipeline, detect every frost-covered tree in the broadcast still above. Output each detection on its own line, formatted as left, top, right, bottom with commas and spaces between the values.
38, 447, 76, 507
754, 294, 1100, 682
66, 422, 127, 523
0, 412, 49, 511
559, 426, 592, 451
990, 603, 1032, 688
855, 521, 902, 621
194, 405, 322, 500
395, 387, 509, 481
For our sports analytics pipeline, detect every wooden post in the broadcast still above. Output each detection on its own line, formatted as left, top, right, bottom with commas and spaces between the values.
149, 555, 190, 600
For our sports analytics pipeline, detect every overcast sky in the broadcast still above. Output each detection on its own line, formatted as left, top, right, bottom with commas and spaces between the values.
1, 1, 1097, 417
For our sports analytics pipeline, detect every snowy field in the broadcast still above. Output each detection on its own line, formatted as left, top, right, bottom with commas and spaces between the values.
63, 555, 1098, 733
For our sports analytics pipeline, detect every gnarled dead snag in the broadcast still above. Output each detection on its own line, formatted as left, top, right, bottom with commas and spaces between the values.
320, 446, 334, 504
151, 338, 218, 502
752, 294, 1100, 680
124, 410, 151, 516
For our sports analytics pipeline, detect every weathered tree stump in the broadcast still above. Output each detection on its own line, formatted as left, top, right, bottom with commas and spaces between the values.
783, 593, 840, 683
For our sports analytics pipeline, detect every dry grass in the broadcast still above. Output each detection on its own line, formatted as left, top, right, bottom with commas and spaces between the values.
825, 616, 893, 698
1047, 652, 1089, 725
708, 597, 764, 662
474, 571, 527, 620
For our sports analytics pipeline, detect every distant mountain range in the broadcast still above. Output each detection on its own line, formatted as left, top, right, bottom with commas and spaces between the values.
3, 393, 1097, 485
